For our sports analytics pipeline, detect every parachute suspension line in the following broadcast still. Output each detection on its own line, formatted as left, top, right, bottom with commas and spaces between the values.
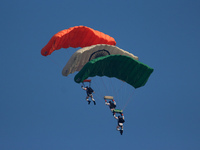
121, 71, 135, 111
88, 77, 106, 101
122, 90, 135, 111
99, 63, 109, 95
94, 63, 113, 100
102, 63, 115, 95
87, 78, 99, 99
93, 80, 107, 103
100, 75, 109, 94
109, 71, 115, 94
89, 81, 91, 87
109, 79, 124, 108
117, 81, 126, 108
118, 81, 125, 93
82, 82, 85, 87
106, 58, 127, 107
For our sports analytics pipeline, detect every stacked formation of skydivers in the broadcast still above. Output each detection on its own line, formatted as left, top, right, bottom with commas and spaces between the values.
81, 85, 125, 135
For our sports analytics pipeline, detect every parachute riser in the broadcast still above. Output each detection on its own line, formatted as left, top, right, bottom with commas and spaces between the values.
82, 79, 92, 87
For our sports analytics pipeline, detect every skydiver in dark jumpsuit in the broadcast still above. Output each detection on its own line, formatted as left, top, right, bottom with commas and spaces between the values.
114, 114, 125, 135
105, 99, 116, 115
81, 86, 96, 105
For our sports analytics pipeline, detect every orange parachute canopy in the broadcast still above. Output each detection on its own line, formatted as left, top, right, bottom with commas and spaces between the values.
41, 26, 116, 56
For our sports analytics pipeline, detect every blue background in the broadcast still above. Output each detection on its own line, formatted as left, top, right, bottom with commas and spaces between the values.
1, 0, 200, 150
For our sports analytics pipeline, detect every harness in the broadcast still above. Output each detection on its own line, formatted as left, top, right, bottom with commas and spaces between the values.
110, 102, 116, 109
118, 118, 125, 123
87, 87, 93, 94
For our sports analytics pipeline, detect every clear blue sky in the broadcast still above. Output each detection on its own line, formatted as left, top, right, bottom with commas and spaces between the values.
1, 0, 200, 150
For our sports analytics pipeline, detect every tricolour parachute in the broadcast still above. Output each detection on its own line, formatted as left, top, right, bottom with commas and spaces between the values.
62, 44, 138, 76
41, 26, 116, 56
74, 55, 153, 89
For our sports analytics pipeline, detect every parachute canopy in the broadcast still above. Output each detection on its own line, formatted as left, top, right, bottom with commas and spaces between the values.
62, 44, 138, 76
41, 26, 116, 56
104, 96, 114, 100
83, 79, 91, 83
113, 109, 123, 114
74, 55, 154, 89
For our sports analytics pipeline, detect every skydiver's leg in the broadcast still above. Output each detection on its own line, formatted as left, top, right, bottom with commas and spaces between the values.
116, 126, 120, 131
86, 96, 91, 104
91, 95, 95, 101
90, 95, 96, 105
120, 126, 123, 135
120, 129, 123, 135
111, 109, 115, 115
86, 96, 89, 101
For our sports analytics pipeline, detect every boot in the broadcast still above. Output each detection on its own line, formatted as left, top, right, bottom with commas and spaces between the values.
88, 100, 91, 105
120, 130, 123, 135
93, 101, 96, 105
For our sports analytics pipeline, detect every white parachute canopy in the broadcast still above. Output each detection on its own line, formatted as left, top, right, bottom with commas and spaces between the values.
62, 44, 138, 76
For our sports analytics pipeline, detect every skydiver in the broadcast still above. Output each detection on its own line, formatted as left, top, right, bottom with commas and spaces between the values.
105, 99, 116, 115
114, 113, 125, 135
81, 85, 96, 105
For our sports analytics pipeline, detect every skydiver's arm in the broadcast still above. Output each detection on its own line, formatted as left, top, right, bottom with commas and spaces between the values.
114, 114, 118, 120
113, 100, 116, 105
105, 102, 110, 105
105, 100, 110, 105
81, 86, 86, 90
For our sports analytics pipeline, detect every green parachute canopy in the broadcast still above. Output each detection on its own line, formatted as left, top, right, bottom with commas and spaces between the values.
74, 55, 154, 89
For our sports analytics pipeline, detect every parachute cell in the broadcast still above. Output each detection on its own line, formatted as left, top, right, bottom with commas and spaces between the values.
104, 96, 114, 100
62, 44, 138, 76
113, 109, 123, 113
74, 55, 154, 89
83, 79, 91, 83
41, 26, 116, 56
